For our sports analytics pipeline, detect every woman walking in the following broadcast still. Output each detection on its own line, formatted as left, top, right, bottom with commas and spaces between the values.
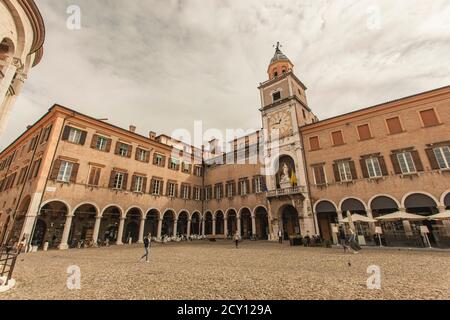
234, 232, 240, 249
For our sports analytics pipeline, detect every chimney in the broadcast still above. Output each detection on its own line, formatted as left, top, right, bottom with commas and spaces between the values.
129, 125, 136, 133
149, 131, 156, 140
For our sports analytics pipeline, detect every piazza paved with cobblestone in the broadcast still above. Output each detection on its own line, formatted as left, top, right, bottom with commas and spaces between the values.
2, 241, 450, 300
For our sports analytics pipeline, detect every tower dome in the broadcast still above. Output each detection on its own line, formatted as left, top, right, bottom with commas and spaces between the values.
267, 42, 294, 80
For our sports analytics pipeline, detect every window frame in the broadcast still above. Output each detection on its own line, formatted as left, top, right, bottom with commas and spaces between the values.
57, 161, 74, 183
396, 152, 416, 174
433, 146, 450, 170
337, 161, 352, 182
365, 157, 382, 178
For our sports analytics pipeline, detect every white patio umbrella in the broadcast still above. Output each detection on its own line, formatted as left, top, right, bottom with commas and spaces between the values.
428, 210, 450, 221
375, 211, 427, 221
342, 213, 377, 223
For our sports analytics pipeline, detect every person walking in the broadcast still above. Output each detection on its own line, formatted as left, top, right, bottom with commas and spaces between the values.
348, 228, 360, 254
278, 229, 283, 244
338, 224, 350, 253
140, 233, 151, 262
234, 232, 240, 249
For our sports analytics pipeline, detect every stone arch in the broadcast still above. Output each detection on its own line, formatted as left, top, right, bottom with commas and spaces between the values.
144, 208, 160, 238
161, 208, 176, 220
123, 207, 142, 243
72, 202, 101, 217
314, 199, 338, 241
238, 206, 253, 219
99, 205, 123, 244
369, 195, 400, 217
204, 211, 213, 235
215, 210, 225, 235
40, 199, 72, 215
239, 207, 252, 239
32, 200, 70, 249
8, 195, 31, 244
313, 199, 338, 213
440, 190, 450, 208
100, 204, 123, 218
162, 209, 176, 236
279, 204, 300, 239
253, 206, 269, 240
124, 206, 144, 219
177, 210, 189, 236
339, 197, 368, 213
0, 37, 15, 59
403, 192, 438, 213
69, 203, 99, 246
225, 208, 238, 220
190, 211, 201, 235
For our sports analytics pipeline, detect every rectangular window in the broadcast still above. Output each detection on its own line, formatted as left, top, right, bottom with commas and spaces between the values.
331, 131, 344, 146
57, 161, 74, 182
96, 136, 108, 151
133, 176, 144, 192
167, 182, 176, 197
272, 91, 281, 102
365, 157, 382, 178
240, 180, 248, 196
338, 161, 352, 182
313, 165, 327, 185
153, 153, 165, 167
32, 158, 42, 178
309, 136, 320, 151
194, 166, 203, 177
118, 143, 129, 157
182, 162, 191, 174
397, 152, 416, 174
215, 184, 223, 199
254, 176, 263, 193
205, 186, 212, 201
88, 166, 101, 186
226, 182, 234, 198
194, 187, 201, 201
386, 117, 403, 135
68, 128, 83, 144
169, 158, 179, 171
136, 148, 149, 162
357, 124, 372, 141
433, 147, 450, 169
152, 179, 162, 195
113, 172, 124, 189
420, 109, 439, 127
181, 185, 190, 200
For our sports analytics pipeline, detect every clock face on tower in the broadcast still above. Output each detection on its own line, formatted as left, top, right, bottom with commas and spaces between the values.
268, 110, 293, 138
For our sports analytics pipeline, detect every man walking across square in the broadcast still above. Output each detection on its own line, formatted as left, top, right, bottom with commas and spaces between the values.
140, 233, 151, 263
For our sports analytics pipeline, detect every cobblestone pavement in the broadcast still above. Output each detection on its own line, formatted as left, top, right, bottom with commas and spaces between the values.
2, 241, 450, 300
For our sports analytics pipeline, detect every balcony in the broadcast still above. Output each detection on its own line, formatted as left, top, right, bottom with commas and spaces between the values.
266, 186, 306, 198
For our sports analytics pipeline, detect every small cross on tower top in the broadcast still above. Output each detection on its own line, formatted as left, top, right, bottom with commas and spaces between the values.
274, 41, 282, 51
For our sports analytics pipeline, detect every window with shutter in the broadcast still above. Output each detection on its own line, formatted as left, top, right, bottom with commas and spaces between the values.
420, 109, 439, 127
432, 146, 450, 169
357, 124, 372, 141
57, 161, 74, 183
309, 136, 320, 151
112, 172, 124, 189
133, 175, 144, 192
337, 161, 352, 182
313, 165, 326, 185
88, 166, 101, 186
365, 157, 382, 178
386, 117, 403, 135
331, 131, 344, 146
396, 152, 416, 174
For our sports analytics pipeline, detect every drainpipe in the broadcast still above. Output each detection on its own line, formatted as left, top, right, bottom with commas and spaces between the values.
27, 113, 75, 250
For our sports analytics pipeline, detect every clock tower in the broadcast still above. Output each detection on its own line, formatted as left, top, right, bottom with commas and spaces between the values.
259, 43, 318, 239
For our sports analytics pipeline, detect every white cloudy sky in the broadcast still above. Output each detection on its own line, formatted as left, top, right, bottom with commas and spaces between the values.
2, 0, 450, 149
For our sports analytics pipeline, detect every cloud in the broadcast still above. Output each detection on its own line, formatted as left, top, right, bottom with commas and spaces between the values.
1, 0, 450, 149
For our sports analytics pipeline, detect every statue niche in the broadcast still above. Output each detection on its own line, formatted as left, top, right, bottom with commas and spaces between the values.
276, 155, 296, 189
